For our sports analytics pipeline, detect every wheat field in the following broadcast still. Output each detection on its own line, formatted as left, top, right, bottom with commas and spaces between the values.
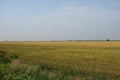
0, 41, 120, 80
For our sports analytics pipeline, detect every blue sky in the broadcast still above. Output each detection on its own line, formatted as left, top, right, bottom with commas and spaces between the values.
0, 0, 120, 41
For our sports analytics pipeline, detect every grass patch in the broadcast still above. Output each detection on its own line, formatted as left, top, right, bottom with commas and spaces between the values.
0, 41, 120, 80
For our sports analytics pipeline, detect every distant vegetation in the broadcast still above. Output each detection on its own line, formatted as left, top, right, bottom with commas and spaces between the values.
106, 39, 110, 41
0, 41, 120, 80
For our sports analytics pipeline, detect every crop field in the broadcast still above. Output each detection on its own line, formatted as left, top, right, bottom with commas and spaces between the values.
0, 41, 120, 80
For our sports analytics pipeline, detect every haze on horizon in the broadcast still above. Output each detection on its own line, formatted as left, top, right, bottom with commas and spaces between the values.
0, 0, 120, 41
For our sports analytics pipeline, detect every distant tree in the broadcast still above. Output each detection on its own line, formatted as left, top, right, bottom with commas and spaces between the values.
106, 39, 110, 41
5, 40, 7, 42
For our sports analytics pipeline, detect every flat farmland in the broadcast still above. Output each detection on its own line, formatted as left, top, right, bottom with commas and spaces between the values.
0, 41, 120, 80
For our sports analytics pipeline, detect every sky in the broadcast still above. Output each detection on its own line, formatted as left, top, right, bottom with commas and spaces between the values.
0, 0, 120, 41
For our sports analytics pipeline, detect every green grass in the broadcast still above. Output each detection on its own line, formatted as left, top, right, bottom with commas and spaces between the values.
0, 41, 120, 80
